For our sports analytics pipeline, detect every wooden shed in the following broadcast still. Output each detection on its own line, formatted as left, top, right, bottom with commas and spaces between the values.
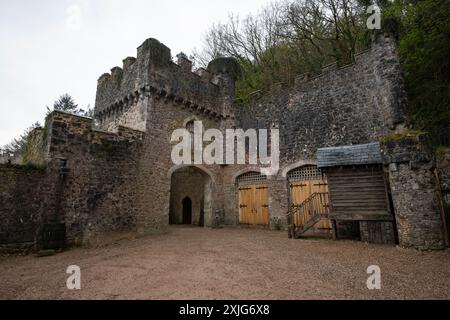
317, 143, 396, 244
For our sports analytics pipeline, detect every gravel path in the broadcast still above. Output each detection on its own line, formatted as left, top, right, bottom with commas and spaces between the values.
1, 226, 449, 300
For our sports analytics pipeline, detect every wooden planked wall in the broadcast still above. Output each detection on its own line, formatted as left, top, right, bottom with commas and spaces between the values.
326, 165, 392, 221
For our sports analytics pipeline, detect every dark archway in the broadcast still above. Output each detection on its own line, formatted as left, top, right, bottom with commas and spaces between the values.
199, 196, 205, 227
169, 166, 213, 226
182, 197, 192, 225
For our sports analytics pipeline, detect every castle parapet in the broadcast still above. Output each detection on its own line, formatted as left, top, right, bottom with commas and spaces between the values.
94, 38, 234, 128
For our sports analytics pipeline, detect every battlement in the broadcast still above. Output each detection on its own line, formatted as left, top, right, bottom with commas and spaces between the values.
45, 110, 144, 158
247, 33, 402, 101
94, 38, 236, 127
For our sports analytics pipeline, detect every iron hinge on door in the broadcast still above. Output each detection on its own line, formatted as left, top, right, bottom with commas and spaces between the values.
313, 182, 328, 187
290, 183, 307, 189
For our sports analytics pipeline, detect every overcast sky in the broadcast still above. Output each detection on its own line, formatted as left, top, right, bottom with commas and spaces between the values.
0, 0, 272, 146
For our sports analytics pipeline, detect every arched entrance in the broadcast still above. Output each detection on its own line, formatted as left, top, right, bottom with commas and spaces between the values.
169, 166, 213, 226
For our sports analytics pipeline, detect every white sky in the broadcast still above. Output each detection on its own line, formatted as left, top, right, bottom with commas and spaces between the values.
0, 0, 272, 146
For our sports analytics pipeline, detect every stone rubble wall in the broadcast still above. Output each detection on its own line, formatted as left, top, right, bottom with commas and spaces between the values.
436, 150, 450, 243
382, 136, 446, 249
43, 111, 145, 246
234, 33, 408, 167
131, 97, 224, 233
0, 165, 46, 253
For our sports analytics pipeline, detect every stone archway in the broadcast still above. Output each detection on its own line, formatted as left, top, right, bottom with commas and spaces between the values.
169, 166, 213, 226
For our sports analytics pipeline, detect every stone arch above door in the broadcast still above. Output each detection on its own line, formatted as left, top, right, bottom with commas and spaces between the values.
168, 165, 214, 227
281, 160, 318, 178
168, 164, 216, 185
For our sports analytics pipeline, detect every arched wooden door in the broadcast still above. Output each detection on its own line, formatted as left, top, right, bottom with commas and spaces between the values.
237, 172, 269, 226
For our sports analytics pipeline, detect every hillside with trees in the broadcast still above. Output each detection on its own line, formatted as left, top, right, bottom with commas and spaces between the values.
193, 0, 450, 146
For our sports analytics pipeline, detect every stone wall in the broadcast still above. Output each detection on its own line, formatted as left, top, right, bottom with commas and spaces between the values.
132, 96, 224, 233
44, 111, 145, 245
101, 98, 148, 132
234, 33, 407, 167
92, 38, 233, 234
382, 135, 446, 249
220, 33, 408, 230
0, 165, 46, 253
437, 150, 450, 242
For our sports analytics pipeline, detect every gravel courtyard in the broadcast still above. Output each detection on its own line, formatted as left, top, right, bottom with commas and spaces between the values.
1, 227, 449, 300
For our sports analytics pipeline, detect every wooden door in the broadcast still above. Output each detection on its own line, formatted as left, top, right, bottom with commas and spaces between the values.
239, 184, 270, 225
239, 186, 252, 224
290, 179, 331, 229
255, 185, 269, 225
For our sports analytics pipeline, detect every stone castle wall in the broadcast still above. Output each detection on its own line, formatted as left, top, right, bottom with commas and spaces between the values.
235, 33, 407, 165
43, 111, 145, 245
131, 95, 225, 233
437, 150, 450, 242
2, 33, 448, 253
220, 33, 409, 229
382, 136, 447, 249
0, 165, 46, 253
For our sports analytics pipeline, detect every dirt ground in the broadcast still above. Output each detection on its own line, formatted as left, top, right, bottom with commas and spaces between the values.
1, 226, 450, 300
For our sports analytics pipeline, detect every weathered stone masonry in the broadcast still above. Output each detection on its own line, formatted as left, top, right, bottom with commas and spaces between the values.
0, 33, 448, 253
382, 136, 448, 249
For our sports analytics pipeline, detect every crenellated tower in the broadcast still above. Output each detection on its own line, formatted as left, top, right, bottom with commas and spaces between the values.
94, 38, 240, 133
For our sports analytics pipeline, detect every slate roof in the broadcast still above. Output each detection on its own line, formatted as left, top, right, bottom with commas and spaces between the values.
317, 142, 382, 168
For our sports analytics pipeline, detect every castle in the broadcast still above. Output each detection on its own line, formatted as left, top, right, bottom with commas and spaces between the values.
1, 33, 449, 253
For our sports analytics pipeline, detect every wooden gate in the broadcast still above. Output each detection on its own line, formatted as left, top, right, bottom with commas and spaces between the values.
237, 172, 270, 226
289, 166, 332, 230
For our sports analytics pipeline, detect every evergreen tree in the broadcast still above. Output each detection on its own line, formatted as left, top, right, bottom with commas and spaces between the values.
2, 122, 41, 155
47, 93, 78, 115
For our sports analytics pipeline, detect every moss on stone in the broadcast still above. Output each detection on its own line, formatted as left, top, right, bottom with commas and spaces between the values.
380, 129, 426, 143
436, 146, 450, 154
22, 128, 46, 166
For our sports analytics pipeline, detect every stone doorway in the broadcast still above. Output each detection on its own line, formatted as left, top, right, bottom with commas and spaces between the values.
169, 166, 213, 226
182, 197, 192, 224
